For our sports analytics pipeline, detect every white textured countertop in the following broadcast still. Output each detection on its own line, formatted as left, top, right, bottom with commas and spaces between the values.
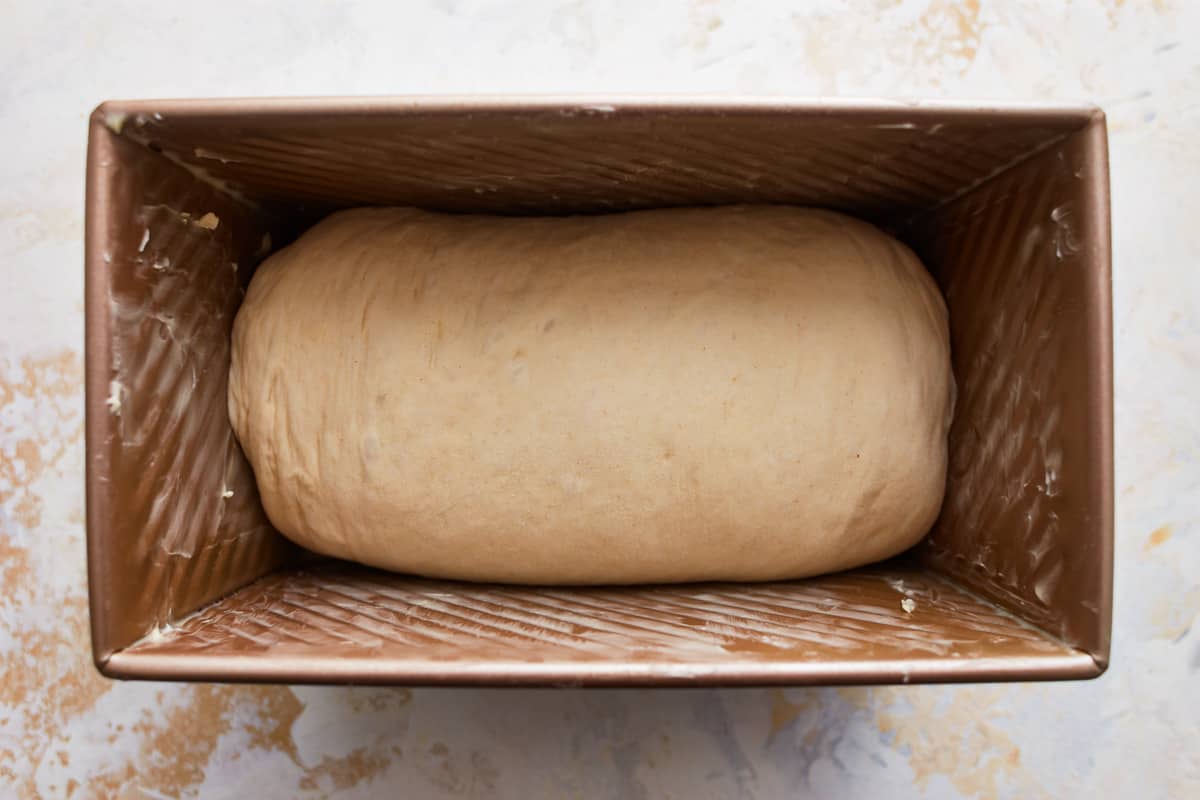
2, 1, 1197, 797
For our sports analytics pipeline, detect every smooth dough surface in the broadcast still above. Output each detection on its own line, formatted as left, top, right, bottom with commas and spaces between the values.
229, 206, 953, 584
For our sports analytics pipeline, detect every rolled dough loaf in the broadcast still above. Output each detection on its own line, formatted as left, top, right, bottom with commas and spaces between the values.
229, 206, 953, 584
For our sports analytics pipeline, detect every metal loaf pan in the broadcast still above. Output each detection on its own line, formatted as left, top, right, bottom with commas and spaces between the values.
84, 97, 1112, 685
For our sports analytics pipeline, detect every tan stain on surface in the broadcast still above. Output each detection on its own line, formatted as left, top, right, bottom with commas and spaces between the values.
0, 595, 111, 798
766, 688, 814, 741
910, 0, 984, 73
1, 204, 83, 253
243, 686, 306, 766
420, 742, 501, 796
298, 746, 394, 793
122, 686, 239, 796
1102, 0, 1173, 28
84, 686, 333, 797
0, 528, 34, 606
687, 0, 724, 51
1143, 523, 1173, 552
841, 687, 1042, 798
84, 683, 412, 797
347, 687, 412, 714
0, 349, 104, 799
834, 686, 873, 710
1150, 585, 1200, 641
793, 0, 985, 92
0, 350, 82, 530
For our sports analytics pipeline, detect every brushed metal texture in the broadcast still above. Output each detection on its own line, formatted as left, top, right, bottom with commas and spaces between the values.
85, 98, 1111, 684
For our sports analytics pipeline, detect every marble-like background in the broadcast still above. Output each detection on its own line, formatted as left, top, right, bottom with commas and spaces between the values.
2, 1, 1197, 797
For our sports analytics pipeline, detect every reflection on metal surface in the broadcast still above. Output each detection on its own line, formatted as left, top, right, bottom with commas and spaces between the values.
906, 120, 1112, 661
113, 561, 1090, 686
86, 130, 294, 658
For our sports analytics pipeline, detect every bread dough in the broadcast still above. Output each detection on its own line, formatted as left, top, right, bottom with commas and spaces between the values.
229, 206, 953, 584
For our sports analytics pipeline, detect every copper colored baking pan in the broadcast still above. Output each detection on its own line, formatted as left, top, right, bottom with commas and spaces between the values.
84, 97, 1112, 686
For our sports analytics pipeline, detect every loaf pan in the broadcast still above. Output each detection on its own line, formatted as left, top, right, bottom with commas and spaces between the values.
84, 97, 1112, 685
